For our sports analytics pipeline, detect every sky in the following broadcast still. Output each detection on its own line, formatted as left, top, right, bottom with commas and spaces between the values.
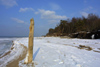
0, 0, 100, 37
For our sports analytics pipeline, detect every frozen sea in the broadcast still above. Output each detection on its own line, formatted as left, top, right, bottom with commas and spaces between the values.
0, 37, 15, 57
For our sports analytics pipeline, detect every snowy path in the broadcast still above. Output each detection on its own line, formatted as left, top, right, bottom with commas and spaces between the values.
18, 37, 100, 67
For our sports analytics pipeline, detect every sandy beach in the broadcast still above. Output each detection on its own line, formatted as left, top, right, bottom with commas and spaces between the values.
6, 44, 27, 67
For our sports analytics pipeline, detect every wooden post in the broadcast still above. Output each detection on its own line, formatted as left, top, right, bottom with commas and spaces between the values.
28, 18, 34, 63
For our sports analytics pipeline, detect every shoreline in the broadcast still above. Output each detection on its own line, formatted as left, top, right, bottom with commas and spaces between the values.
6, 43, 27, 67
0, 39, 28, 67
0, 41, 14, 59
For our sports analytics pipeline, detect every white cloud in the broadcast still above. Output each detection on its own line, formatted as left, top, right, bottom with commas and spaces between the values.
35, 12, 39, 14
80, 12, 88, 17
36, 9, 67, 20
48, 20, 60, 23
50, 3, 61, 10
11, 18, 25, 23
0, 0, 17, 8
84, 0, 87, 3
83, 6, 93, 11
35, 9, 67, 23
19, 8, 34, 12
89, 6, 93, 9
80, 6, 94, 17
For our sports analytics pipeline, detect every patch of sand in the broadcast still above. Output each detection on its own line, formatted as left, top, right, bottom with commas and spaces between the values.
6, 44, 27, 67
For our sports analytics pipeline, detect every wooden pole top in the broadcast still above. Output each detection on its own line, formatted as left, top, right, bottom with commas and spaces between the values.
30, 18, 34, 21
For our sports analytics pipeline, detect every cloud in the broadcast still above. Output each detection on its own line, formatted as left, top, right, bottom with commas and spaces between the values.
36, 9, 67, 19
80, 6, 94, 17
19, 8, 34, 12
80, 12, 88, 17
35, 9, 67, 23
0, 0, 17, 8
84, 0, 87, 3
34, 12, 39, 14
50, 3, 61, 10
11, 18, 25, 23
83, 6, 93, 11
48, 20, 60, 23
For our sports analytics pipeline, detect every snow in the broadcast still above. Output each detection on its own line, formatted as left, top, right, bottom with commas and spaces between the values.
0, 37, 100, 67
0, 38, 26, 67
0, 38, 15, 56
91, 34, 95, 39
18, 37, 100, 67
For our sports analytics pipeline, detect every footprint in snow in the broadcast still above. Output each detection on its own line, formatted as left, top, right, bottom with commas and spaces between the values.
54, 59, 59, 62
59, 61, 64, 64
76, 64, 81, 67
41, 56, 45, 59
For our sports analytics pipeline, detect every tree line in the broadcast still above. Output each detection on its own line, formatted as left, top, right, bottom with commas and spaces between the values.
47, 13, 100, 36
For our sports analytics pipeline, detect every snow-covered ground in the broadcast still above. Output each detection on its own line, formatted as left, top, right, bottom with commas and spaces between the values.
0, 37, 100, 67
18, 37, 100, 67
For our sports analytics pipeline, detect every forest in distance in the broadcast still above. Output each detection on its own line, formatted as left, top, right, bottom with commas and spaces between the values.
46, 13, 100, 39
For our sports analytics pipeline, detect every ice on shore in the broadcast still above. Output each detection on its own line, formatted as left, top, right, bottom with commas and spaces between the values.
0, 38, 26, 67
0, 38, 15, 57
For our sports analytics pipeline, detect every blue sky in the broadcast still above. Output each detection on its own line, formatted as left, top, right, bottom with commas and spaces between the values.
0, 0, 100, 37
